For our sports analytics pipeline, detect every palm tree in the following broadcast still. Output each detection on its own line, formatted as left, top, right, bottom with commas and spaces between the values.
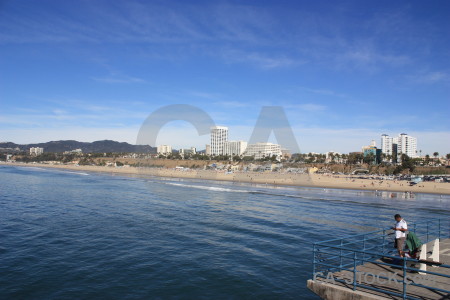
335, 153, 341, 163
387, 154, 392, 162
329, 153, 335, 163
433, 152, 439, 166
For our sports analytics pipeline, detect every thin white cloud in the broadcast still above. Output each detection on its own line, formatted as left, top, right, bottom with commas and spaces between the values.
1, 1, 437, 74
92, 75, 146, 84
188, 91, 221, 100
298, 87, 347, 98
219, 49, 303, 69
410, 71, 450, 84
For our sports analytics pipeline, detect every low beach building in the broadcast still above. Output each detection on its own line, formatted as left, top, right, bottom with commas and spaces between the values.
224, 140, 247, 156
63, 149, 82, 155
244, 142, 282, 160
30, 147, 44, 156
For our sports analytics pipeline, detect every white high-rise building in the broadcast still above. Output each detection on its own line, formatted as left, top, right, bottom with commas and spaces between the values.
381, 134, 393, 156
157, 145, 172, 155
210, 126, 228, 156
243, 142, 282, 160
224, 141, 247, 156
397, 133, 417, 158
381, 133, 417, 159
30, 147, 44, 155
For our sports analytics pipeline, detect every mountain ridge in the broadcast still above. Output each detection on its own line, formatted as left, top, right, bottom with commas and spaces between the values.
0, 140, 156, 153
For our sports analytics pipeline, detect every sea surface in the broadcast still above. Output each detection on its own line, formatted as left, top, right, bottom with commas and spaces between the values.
1, 165, 449, 299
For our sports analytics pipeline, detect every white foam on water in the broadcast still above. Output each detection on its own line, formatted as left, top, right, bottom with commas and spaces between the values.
163, 182, 248, 193
18, 166, 47, 171
61, 171, 90, 176
17, 166, 89, 176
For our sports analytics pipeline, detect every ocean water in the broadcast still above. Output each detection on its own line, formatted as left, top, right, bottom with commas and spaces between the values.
0, 165, 449, 299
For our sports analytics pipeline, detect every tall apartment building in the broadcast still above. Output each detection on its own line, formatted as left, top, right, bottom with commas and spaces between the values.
223, 141, 247, 156
157, 145, 172, 155
397, 133, 417, 158
381, 133, 417, 159
210, 126, 228, 156
29, 147, 44, 155
381, 134, 393, 157
243, 142, 282, 160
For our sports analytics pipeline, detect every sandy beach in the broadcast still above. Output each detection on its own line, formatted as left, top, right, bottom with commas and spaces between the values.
3, 162, 450, 195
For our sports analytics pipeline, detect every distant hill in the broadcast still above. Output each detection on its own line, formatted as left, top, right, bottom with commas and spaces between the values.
0, 140, 156, 153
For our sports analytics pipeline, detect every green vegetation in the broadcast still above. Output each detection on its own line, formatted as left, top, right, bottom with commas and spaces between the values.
347, 153, 363, 165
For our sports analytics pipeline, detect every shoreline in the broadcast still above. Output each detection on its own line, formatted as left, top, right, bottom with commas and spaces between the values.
2, 162, 450, 195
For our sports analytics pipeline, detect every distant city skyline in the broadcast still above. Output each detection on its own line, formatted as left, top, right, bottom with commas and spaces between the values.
1, 1, 449, 154
0, 127, 448, 157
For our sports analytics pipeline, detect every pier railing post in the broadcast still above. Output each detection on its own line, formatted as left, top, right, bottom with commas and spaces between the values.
438, 219, 441, 240
402, 257, 407, 299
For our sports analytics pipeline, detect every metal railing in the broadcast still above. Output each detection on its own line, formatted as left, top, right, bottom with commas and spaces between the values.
312, 219, 450, 300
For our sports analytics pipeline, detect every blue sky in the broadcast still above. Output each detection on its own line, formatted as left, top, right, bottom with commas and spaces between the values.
1, 0, 449, 155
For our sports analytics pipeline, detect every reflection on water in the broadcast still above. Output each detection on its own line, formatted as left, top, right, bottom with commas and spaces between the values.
378, 190, 415, 199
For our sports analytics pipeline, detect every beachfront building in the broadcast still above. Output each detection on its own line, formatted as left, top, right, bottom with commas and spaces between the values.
205, 144, 211, 156
244, 142, 282, 160
381, 133, 418, 161
223, 141, 247, 156
363, 147, 382, 165
210, 126, 228, 156
381, 134, 394, 159
157, 145, 172, 155
179, 147, 196, 156
362, 141, 381, 164
64, 149, 83, 155
396, 133, 417, 158
29, 147, 44, 156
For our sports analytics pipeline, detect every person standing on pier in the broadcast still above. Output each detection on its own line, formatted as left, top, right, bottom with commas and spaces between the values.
392, 214, 408, 257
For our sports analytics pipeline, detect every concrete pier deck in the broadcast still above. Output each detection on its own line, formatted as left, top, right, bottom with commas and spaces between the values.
308, 239, 450, 300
